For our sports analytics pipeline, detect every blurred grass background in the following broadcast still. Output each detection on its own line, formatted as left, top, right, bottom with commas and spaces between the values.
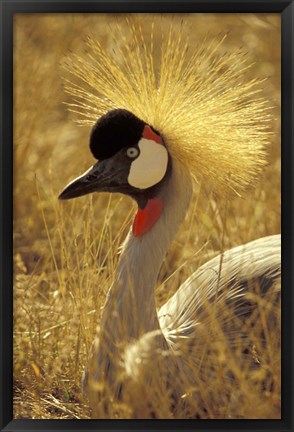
13, 13, 280, 419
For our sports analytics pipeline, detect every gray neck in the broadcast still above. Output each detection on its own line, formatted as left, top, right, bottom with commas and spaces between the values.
100, 161, 193, 343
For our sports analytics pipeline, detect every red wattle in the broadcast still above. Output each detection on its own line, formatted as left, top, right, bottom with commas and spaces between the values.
132, 198, 163, 237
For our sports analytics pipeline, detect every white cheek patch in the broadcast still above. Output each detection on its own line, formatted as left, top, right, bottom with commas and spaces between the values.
128, 138, 168, 189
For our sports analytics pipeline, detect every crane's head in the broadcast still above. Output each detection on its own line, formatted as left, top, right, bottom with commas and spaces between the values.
60, 22, 273, 236
59, 109, 171, 236
61, 24, 273, 204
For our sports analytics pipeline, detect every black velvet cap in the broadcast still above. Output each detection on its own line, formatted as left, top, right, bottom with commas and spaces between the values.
89, 109, 145, 160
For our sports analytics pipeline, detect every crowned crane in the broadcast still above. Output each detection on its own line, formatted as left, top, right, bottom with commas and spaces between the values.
59, 18, 281, 419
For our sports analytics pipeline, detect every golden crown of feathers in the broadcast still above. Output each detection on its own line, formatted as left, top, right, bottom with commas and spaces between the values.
63, 16, 272, 197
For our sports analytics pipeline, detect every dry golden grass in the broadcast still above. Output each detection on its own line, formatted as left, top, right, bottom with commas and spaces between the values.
13, 13, 280, 419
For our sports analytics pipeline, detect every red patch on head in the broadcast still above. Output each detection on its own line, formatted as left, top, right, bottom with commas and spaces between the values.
132, 198, 163, 237
142, 125, 162, 144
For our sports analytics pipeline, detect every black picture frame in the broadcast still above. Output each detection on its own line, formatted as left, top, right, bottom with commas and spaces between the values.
0, 1, 293, 431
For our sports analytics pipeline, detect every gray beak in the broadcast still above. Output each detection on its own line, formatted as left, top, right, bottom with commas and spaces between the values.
58, 160, 111, 200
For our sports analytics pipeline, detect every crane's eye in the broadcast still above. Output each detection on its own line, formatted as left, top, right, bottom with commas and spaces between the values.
126, 147, 140, 159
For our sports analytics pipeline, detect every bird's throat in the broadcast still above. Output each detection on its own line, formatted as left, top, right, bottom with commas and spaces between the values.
132, 198, 163, 237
